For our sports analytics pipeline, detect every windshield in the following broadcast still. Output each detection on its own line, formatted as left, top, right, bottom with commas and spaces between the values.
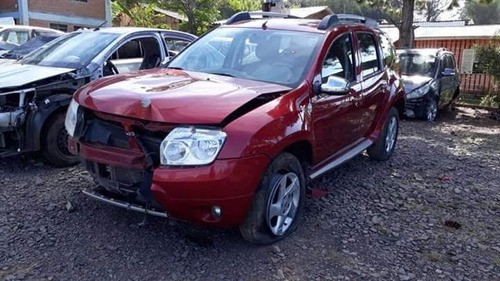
399, 53, 436, 77
168, 27, 322, 87
21, 32, 119, 68
2, 36, 59, 60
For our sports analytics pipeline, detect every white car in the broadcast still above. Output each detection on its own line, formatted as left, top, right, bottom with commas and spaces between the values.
0, 25, 63, 55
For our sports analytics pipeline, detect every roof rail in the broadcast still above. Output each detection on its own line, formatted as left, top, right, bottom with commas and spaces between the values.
317, 14, 379, 31
225, 11, 298, 25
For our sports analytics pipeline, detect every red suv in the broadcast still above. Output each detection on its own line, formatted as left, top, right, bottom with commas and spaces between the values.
66, 12, 405, 244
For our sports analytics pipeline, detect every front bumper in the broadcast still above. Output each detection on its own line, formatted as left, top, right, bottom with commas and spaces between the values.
73, 139, 270, 227
404, 95, 430, 118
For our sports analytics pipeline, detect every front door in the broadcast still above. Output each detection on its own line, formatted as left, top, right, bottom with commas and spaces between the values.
312, 32, 362, 164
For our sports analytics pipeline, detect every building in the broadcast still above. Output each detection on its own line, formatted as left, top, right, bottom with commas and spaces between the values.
381, 22, 500, 100
0, 0, 111, 32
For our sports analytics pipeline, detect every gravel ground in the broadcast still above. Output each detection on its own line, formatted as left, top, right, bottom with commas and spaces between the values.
1, 107, 499, 281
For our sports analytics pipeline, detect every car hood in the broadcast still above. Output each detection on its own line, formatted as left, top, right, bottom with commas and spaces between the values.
0, 58, 16, 66
75, 69, 292, 125
0, 63, 75, 88
401, 75, 432, 93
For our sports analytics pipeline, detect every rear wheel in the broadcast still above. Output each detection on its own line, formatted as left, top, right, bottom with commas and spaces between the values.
367, 107, 399, 161
42, 113, 79, 167
239, 152, 305, 244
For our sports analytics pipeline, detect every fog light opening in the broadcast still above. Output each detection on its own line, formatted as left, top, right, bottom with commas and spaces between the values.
211, 206, 222, 219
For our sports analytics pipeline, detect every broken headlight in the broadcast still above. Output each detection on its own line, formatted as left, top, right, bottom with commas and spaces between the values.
160, 127, 226, 166
65, 99, 79, 137
407, 84, 430, 100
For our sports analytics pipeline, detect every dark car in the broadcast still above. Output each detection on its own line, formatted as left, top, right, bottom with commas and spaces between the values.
0, 28, 196, 166
397, 48, 460, 121
0, 34, 61, 61
66, 13, 405, 244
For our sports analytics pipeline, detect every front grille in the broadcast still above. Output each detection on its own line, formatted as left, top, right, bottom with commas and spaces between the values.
80, 111, 170, 166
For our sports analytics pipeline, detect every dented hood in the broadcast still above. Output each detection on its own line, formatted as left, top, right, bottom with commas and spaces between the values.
75, 69, 292, 124
0, 63, 74, 88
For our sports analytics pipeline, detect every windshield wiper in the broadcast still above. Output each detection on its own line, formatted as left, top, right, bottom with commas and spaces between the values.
207, 72, 235, 78
167, 66, 184, 70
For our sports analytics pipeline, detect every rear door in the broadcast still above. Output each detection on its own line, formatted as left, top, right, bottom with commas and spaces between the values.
355, 31, 387, 139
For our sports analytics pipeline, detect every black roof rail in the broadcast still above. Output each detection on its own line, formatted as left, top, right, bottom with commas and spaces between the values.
317, 14, 379, 31
226, 11, 298, 25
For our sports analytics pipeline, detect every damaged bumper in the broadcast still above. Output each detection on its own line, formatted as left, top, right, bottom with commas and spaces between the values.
72, 138, 270, 227
0, 88, 34, 153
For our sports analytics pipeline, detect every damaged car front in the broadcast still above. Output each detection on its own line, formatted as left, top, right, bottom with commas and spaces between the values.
0, 31, 119, 165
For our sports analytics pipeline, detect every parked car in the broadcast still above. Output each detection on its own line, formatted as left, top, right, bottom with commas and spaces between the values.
0, 34, 61, 63
0, 25, 63, 55
0, 27, 196, 166
397, 48, 460, 121
66, 13, 405, 244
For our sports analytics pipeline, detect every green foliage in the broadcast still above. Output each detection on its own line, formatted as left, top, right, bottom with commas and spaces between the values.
227, 0, 261, 11
112, 2, 170, 29
157, 0, 222, 35
475, 38, 500, 107
463, 0, 500, 24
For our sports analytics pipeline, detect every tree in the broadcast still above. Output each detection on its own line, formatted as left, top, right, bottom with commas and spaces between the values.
475, 37, 500, 108
227, 0, 261, 11
356, 0, 493, 48
112, 2, 169, 28
157, 0, 223, 35
463, 0, 500, 24
423, 0, 454, 22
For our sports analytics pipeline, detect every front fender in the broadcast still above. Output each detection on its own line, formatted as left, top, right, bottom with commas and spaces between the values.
218, 85, 313, 160
24, 94, 72, 152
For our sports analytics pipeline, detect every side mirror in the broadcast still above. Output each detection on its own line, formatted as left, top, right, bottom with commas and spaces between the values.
441, 68, 455, 77
320, 76, 349, 95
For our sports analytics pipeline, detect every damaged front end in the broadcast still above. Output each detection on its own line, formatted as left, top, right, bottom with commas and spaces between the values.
70, 109, 171, 216
0, 70, 89, 158
0, 88, 35, 156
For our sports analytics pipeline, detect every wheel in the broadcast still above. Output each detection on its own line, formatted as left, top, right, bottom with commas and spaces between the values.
42, 113, 80, 167
421, 97, 438, 121
239, 152, 306, 244
367, 107, 399, 161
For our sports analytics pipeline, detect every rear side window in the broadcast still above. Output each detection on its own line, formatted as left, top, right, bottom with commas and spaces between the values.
357, 32, 381, 77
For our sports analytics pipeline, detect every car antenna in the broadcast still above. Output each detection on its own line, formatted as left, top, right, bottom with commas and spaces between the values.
262, 20, 268, 30
93, 20, 107, 31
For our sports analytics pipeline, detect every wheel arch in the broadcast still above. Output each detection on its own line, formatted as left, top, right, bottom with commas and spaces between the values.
24, 93, 72, 152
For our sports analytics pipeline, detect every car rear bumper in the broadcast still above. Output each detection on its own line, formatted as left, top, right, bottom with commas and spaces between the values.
71, 139, 270, 227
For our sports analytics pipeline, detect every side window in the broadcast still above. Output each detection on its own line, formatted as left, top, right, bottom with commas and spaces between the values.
378, 32, 397, 69
165, 38, 191, 55
322, 33, 355, 83
104, 37, 162, 76
357, 32, 381, 77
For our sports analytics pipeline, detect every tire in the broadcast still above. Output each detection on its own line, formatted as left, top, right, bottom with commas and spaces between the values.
367, 107, 399, 161
421, 96, 438, 121
41, 113, 79, 167
239, 152, 306, 245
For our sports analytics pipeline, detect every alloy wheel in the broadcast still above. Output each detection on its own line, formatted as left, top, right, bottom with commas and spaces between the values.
266, 172, 301, 236
385, 116, 398, 153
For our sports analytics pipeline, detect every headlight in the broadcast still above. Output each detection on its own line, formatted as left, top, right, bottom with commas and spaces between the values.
65, 99, 79, 137
407, 84, 430, 99
160, 127, 227, 166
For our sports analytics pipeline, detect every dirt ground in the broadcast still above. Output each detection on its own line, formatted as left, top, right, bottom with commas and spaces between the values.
1, 107, 499, 280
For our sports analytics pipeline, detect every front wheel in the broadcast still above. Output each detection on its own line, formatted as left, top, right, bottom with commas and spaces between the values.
239, 152, 306, 244
367, 107, 399, 161
422, 97, 438, 122
42, 113, 80, 167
